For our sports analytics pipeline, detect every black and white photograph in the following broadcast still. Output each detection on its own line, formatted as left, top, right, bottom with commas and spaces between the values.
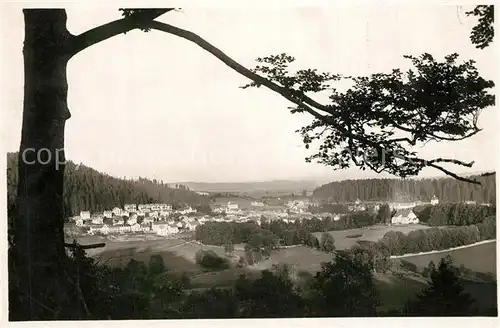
1, 2, 498, 323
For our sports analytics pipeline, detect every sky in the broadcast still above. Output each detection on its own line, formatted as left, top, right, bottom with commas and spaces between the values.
1, 4, 497, 183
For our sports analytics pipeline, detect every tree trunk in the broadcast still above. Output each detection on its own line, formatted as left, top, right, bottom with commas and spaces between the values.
12, 9, 74, 320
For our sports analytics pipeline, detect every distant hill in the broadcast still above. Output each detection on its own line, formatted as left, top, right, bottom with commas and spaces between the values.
172, 180, 320, 194
313, 174, 496, 204
7, 152, 209, 218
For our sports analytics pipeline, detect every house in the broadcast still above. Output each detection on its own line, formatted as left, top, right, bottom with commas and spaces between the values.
251, 201, 265, 207
178, 206, 197, 215
185, 221, 199, 231
130, 223, 142, 233
153, 221, 179, 236
126, 216, 137, 226
87, 224, 103, 235
159, 210, 170, 218
431, 195, 439, 205
391, 209, 419, 225
136, 211, 146, 217
103, 211, 113, 218
74, 217, 84, 227
140, 221, 152, 233
464, 200, 477, 205
112, 217, 124, 225
227, 202, 239, 211
124, 204, 137, 212
151, 204, 161, 211
117, 224, 131, 234
100, 224, 110, 235
112, 207, 122, 216
333, 214, 341, 221
80, 211, 91, 220
121, 211, 130, 218
149, 211, 159, 219
390, 202, 416, 211
91, 215, 103, 224
160, 204, 173, 211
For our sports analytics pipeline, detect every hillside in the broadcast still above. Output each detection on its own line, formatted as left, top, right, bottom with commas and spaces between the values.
313, 174, 496, 203
175, 180, 320, 194
7, 152, 209, 218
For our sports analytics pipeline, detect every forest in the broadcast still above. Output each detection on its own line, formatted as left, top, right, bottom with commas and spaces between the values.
7, 152, 209, 218
312, 174, 496, 204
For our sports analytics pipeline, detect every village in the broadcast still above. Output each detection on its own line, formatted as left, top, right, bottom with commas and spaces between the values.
65, 194, 447, 238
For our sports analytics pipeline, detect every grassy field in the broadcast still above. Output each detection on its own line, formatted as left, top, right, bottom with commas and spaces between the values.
312, 224, 431, 250
394, 241, 497, 275
252, 245, 333, 272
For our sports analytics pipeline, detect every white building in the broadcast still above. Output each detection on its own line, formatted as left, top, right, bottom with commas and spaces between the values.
130, 223, 142, 232
103, 211, 112, 219
431, 195, 439, 205
251, 201, 265, 207
80, 211, 91, 220
160, 204, 173, 211
127, 216, 137, 226
91, 215, 103, 224
124, 204, 137, 212
112, 217, 124, 225
391, 209, 419, 225
74, 217, 84, 226
178, 206, 197, 215
112, 207, 122, 216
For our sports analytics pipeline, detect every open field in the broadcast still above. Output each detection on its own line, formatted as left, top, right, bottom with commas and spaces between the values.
252, 245, 333, 272
394, 240, 497, 275
312, 224, 432, 250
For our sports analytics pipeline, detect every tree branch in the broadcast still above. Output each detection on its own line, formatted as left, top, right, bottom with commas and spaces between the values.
428, 163, 480, 184
147, 20, 483, 184
147, 20, 335, 116
68, 9, 175, 56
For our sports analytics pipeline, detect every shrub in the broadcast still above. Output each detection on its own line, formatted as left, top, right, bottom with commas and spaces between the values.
399, 260, 418, 273
195, 250, 230, 270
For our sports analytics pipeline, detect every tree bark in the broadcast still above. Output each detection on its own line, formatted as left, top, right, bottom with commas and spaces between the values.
13, 9, 74, 320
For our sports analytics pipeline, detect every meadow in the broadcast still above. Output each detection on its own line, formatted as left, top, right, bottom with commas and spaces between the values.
312, 224, 431, 250
394, 240, 497, 275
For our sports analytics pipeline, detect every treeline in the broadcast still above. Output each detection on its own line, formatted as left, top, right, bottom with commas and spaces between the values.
313, 174, 496, 203
195, 210, 381, 265
7, 152, 209, 218
379, 217, 496, 256
426, 203, 496, 226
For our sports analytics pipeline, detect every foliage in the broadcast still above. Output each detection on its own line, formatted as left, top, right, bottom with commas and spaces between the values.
309, 250, 379, 316
148, 254, 166, 276
235, 270, 307, 317
194, 250, 230, 270
466, 5, 494, 49
320, 232, 336, 252
405, 256, 476, 316
244, 52, 494, 184
313, 174, 496, 203
428, 203, 495, 226
377, 203, 392, 224
7, 152, 209, 218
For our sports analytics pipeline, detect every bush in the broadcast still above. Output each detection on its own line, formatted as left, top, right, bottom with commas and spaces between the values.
399, 260, 418, 273
195, 250, 230, 270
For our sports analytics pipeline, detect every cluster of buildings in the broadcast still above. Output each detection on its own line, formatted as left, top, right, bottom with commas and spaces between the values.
68, 203, 199, 237
66, 193, 489, 237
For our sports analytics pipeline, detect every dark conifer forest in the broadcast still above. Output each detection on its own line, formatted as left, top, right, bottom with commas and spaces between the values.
7, 152, 209, 218
313, 174, 496, 204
